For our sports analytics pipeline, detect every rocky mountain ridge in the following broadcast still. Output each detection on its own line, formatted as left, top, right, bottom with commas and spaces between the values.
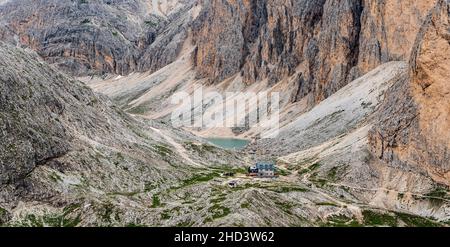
0, 0, 196, 76
369, 0, 450, 187
0, 42, 243, 226
192, 0, 439, 106
0, 0, 441, 108
0, 0, 449, 226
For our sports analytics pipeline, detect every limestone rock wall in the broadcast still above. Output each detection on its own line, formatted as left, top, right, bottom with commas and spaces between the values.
0, 0, 439, 106
357, 0, 438, 74
369, 0, 450, 186
192, 0, 438, 105
0, 0, 194, 76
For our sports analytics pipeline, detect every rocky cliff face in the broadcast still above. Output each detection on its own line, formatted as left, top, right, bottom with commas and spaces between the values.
0, 0, 195, 76
192, 0, 438, 105
0, 41, 178, 201
1, 0, 449, 226
369, 0, 450, 186
3, 42, 413, 227
0, 0, 439, 106
357, 0, 439, 73
0, 42, 241, 226
242, 0, 450, 220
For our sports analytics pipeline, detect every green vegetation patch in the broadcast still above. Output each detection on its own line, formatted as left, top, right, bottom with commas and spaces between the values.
49, 171, 63, 183
161, 210, 172, 220
0, 207, 7, 216
274, 201, 295, 215
308, 170, 329, 188
212, 166, 248, 175
177, 220, 194, 227
326, 165, 349, 182
63, 203, 81, 215
276, 168, 292, 176
184, 142, 217, 154
234, 182, 308, 194
425, 186, 449, 199
144, 20, 158, 27
293, 157, 319, 168
297, 162, 322, 176
298, 168, 311, 176
323, 214, 361, 227
18, 210, 81, 227
153, 144, 173, 157
395, 212, 442, 227
311, 177, 328, 188
144, 182, 157, 192
151, 194, 162, 208
209, 204, 231, 219
24, 204, 82, 227
266, 186, 309, 193
0, 207, 10, 225
109, 190, 141, 197
309, 163, 322, 171
176, 172, 220, 189
210, 195, 227, 204
127, 104, 150, 115
315, 202, 340, 207
126, 223, 147, 227
362, 210, 397, 227
100, 202, 115, 223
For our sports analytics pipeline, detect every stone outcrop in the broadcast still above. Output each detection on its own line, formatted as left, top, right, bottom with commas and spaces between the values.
0, 41, 228, 215
137, 2, 196, 73
192, 0, 438, 106
0, 0, 439, 108
369, 0, 450, 186
0, 0, 449, 226
0, 41, 247, 226
0, 0, 195, 76
192, 0, 362, 101
357, 0, 438, 74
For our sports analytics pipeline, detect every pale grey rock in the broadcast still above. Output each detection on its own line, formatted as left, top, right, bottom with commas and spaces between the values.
0, 0, 196, 76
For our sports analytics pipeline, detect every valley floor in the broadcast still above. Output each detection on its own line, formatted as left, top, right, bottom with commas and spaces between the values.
76, 56, 450, 226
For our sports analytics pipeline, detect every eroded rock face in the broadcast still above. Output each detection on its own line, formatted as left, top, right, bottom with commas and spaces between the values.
369, 0, 450, 186
0, 41, 201, 203
357, 0, 438, 74
1, 0, 439, 107
0, 0, 195, 76
138, 2, 196, 73
192, 0, 438, 106
0, 0, 149, 75
0, 42, 246, 226
192, 0, 362, 100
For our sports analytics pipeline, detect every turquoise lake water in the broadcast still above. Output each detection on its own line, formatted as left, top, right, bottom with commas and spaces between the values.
206, 138, 250, 150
